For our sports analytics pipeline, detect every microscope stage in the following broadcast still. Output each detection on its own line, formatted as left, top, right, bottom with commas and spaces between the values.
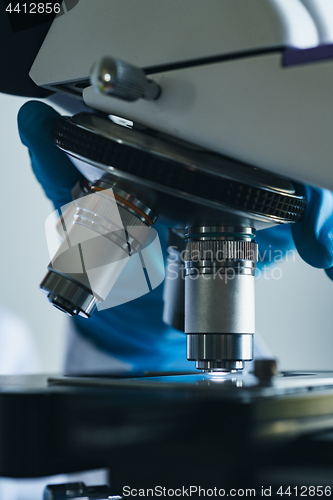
1, 371, 333, 480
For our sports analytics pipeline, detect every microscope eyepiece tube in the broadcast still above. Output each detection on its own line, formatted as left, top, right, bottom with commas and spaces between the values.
184, 226, 257, 372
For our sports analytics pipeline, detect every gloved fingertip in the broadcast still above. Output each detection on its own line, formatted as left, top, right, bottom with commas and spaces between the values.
17, 100, 60, 146
17, 100, 83, 209
325, 267, 333, 281
292, 185, 333, 269
292, 226, 333, 269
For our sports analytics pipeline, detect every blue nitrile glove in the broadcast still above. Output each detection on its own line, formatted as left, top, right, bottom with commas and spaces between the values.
18, 100, 191, 373
18, 101, 83, 211
256, 185, 333, 280
256, 224, 296, 272
291, 184, 333, 279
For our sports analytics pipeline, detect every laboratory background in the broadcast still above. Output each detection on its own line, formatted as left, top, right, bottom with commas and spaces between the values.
0, 91, 332, 374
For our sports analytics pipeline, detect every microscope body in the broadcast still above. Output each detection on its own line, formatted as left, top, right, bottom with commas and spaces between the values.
29, 0, 333, 371
30, 0, 333, 190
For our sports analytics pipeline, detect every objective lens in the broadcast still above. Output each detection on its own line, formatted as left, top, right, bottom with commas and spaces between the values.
184, 226, 257, 372
40, 180, 156, 317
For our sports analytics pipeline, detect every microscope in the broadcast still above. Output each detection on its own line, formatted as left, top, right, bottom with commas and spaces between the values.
29, 0, 332, 372
2, 0, 333, 497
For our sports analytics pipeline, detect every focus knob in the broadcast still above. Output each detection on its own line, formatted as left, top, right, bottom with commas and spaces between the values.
90, 56, 161, 102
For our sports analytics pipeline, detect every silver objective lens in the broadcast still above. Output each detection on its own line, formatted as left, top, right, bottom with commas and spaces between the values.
184, 226, 258, 372
40, 181, 156, 317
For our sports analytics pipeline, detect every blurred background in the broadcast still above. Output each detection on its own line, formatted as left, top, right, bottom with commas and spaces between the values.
0, 91, 332, 374
0, 93, 67, 373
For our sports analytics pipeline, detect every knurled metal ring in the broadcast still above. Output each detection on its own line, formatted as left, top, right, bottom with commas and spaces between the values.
53, 114, 306, 224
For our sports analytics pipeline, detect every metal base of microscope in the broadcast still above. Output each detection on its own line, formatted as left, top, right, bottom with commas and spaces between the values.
2, 371, 333, 496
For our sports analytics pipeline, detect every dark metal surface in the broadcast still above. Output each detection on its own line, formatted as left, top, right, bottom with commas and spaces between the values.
2, 371, 333, 489
0, 1, 57, 97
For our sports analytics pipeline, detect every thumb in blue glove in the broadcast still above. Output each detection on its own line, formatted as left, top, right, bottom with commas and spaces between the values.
17, 100, 82, 210
291, 184, 333, 279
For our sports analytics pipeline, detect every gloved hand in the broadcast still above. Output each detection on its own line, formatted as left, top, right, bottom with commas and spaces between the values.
256, 186, 333, 281
256, 224, 295, 273
18, 101, 83, 211
291, 184, 333, 280
18, 100, 191, 373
